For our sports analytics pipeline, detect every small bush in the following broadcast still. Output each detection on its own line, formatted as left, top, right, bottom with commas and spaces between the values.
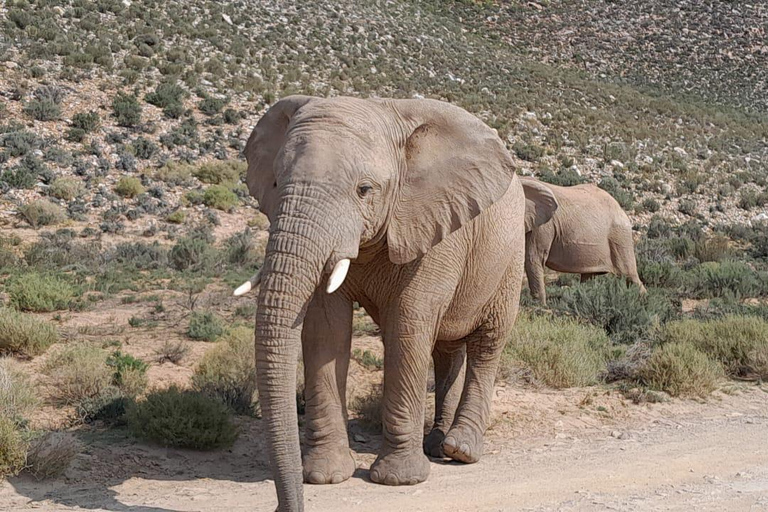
203, 185, 239, 211
660, 316, 768, 380
169, 234, 218, 271
513, 141, 544, 162
49, 178, 84, 201
193, 327, 257, 414
638, 342, 722, 397
639, 198, 660, 213
166, 210, 187, 224
198, 97, 228, 116
0, 358, 38, 421
112, 93, 142, 127
0, 417, 27, 479
7, 273, 77, 313
537, 167, 586, 187
71, 111, 100, 132
349, 384, 383, 432
188, 311, 225, 342
43, 343, 112, 404
114, 177, 145, 198
351, 349, 383, 370
106, 351, 149, 397
738, 188, 768, 210
25, 432, 82, 480
18, 200, 66, 229
192, 160, 245, 184
549, 276, 676, 345
126, 386, 238, 450
501, 314, 612, 387
0, 309, 58, 356
25, 99, 61, 121
145, 82, 187, 117
155, 340, 189, 364
154, 162, 193, 186
682, 261, 763, 299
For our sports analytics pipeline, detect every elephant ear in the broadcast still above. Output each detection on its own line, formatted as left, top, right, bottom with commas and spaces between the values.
520, 177, 558, 232
386, 100, 516, 265
245, 95, 315, 221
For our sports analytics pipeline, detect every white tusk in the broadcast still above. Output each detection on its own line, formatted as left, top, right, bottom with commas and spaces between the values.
233, 271, 262, 296
326, 259, 350, 294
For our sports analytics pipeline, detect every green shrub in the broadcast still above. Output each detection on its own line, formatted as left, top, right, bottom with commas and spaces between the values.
537, 167, 586, 187
169, 234, 218, 271
351, 348, 384, 370
660, 316, 768, 380
132, 137, 158, 159
512, 141, 544, 162
145, 82, 187, 118
198, 97, 227, 116
0, 358, 38, 422
0, 417, 27, 479
106, 351, 148, 397
18, 200, 66, 228
71, 111, 100, 132
112, 92, 142, 127
43, 343, 112, 404
192, 160, 245, 184
114, 176, 145, 198
682, 261, 763, 299
501, 314, 612, 387
154, 162, 193, 186
25, 99, 61, 121
203, 185, 238, 211
738, 188, 768, 210
188, 311, 225, 342
639, 198, 660, 213
193, 327, 257, 414
8, 273, 77, 313
126, 386, 238, 450
549, 276, 676, 344
49, 177, 84, 201
166, 210, 187, 224
638, 342, 722, 397
0, 308, 58, 355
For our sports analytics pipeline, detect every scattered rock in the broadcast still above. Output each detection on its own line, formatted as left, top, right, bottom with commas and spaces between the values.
222, 13, 233, 25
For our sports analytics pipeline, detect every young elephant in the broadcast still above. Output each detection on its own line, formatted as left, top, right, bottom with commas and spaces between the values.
235, 96, 557, 511
520, 176, 646, 304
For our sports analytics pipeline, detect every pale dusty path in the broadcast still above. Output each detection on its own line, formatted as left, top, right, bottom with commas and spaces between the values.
2, 388, 767, 512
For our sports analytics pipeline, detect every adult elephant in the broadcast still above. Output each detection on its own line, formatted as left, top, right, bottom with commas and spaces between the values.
520, 176, 646, 305
234, 96, 557, 512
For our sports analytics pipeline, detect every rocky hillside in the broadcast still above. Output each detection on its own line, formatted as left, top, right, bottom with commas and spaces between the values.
1, 0, 767, 236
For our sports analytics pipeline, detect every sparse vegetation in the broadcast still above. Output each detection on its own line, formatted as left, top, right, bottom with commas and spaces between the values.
126, 386, 238, 450
114, 177, 145, 198
188, 311, 225, 342
43, 343, 113, 404
502, 314, 612, 388
18, 200, 66, 229
638, 342, 722, 397
0, 309, 58, 356
192, 327, 257, 414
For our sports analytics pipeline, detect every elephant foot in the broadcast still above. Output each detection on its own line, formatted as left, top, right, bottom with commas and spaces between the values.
442, 424, 484, 464
369, 449, 430, 486
423, 428, 447, 458
302, 445, 356, 484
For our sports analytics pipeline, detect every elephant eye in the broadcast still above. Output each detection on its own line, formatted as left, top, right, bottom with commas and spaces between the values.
358, 184, 373, 197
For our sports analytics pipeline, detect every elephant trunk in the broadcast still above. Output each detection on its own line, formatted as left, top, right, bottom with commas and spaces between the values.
255, 198, 339, 512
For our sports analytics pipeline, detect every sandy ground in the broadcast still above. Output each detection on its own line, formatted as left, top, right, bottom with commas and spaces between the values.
2, 381, 766, 512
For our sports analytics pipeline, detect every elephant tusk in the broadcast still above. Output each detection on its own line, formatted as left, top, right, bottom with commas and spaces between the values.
233, 271, 262, 296
326, 258, 350, 294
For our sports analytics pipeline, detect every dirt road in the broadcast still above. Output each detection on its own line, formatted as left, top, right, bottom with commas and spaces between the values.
2, 387, 767, 511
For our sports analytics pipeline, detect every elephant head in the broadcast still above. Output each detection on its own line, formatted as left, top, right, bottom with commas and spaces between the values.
236, 96, 556, 511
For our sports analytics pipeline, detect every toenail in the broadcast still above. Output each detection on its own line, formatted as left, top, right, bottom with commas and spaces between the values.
307, 471, 326, 484
384, 473, 399, 486
330, 473, 343, 484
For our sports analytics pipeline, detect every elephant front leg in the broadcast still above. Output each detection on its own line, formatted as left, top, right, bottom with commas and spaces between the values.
424, 342, 465, 458
370, 317, 433, 486
301, 291, 356, 485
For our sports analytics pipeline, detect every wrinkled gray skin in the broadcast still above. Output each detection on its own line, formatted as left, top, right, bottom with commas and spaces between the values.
242, 96, 557, 512
520, 177, 646, 304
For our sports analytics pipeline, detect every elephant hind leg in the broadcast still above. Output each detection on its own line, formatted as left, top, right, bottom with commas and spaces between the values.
424, 341, 465, 458
610, 232, 646, 293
